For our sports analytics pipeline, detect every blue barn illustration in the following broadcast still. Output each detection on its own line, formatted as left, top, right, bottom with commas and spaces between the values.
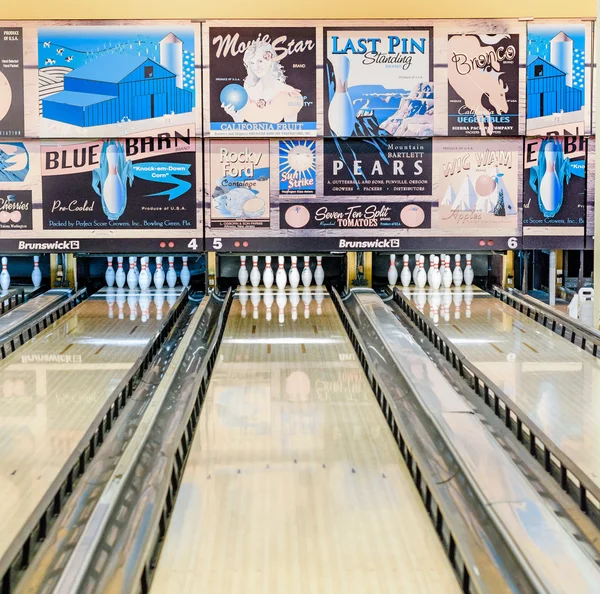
42, 34, 193, 127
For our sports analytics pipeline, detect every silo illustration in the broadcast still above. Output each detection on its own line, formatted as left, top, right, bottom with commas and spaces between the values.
160, 33, 184, 88
550, 32, 573, 87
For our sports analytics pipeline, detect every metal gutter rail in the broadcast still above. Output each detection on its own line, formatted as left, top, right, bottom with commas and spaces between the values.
393, 287, 600, 530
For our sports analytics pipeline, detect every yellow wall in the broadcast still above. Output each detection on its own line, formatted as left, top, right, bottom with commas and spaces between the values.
4, 0, 595, 20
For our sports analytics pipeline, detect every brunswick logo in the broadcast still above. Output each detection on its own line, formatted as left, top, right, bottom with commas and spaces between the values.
338, 238, 400, 249
18, 240, 80, 251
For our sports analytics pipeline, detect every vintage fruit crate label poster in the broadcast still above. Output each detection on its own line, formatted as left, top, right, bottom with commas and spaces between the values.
526, 23, 589, 136
209, 139, 270, 229
279, 140, 316, 195
447, 33, 519, 136
280, 201, 431, 230
41, 128, 196, 230
37, 25, 197, 138
207, 27, 317, 136
323, 28, 433, 138
523, 136, 586, 235
0, 190, 33, 230
324, 137, 432, 196
0, 27, 24, 137
434, 138, 519, 232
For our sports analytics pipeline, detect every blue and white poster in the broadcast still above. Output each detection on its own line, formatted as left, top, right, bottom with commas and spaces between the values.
323, 28, 433, 138
0, 143, 29, 183
279, 140, 316, 195
527, 24, 587, 136
37, 25, 197, 137
41, 127, 197, 230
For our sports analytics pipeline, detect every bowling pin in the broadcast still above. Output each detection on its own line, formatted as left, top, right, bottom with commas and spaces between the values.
464, 286, 473, 317
32, 256, 42, 288
442, 289, 452, 322
400, 255, 411, 287
453, 254, 463, 287
102, 144, 127, 219
387, 254, 398, 286
106, 287, 116, 319
328, 54, 355, 137
289, 289, 300, 321
166, 256, 177, 288
250, 256, 261, 288
412, 254, 421, 286
115, 257, 126, 288
464, 254, 474, 286
314, 256, 325, 287
415, 255, 426, 289
238, 256, 249, 287
415, 288, 427, 313
250, 287, 261, 320
429, 289, 441, 325
127, 257, 138, 290
430, 256, 441, 290
276, 289, 287, 324
427, 255, 435, 287
139, 291, 152, 323
116, 288, 126, 319
539, 139, 563, 217
263, 288, 274, 321
314, 286, 325, 315
133, 257, 139, 282
105, 257, 115, 288
153, 257, 165, 289
453, 287, 463, 320
276, 256, 287, 289
0, 257, 9, 291
302, 286, 312, 319
127, 290, 139, 321
154, 290, 165, 320
289, 256, 300, 289
238, 286, 249, 318
167, 288, 177, 309
439, 254, 446, 277
138, 257, 151, 291
180, 256, 190, 288
301, 256, 312, 287
442, 255, 453, 289
263, 256, 274, 289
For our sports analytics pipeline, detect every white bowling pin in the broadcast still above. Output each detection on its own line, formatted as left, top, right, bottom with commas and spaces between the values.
138, 257, 151, 291
103, 144, 127, 218
439, 254, 446, 278
127, 290, 139, 321
314, 256, 325, 287
412, 254, 421, 286
464, 286, 474, 317
250, 287, 261, 320
430, 256, 441, 290
387, 254, 398, 286
276, 256, 287, 289
415, 255, 426, 289
154, 290, 165, 320
115, 257, 126, 288
442, 289, 452, 322
429, 289, 441, 325
139, 291, 152, 323
302, 286, 312, 319
289, 289, 300, 321
0, 257, 9, 291
127, 257, 138, 290
263, 256, 274, 288
539, 140, 563, 216
289, 256, 300, 289
238, 256, 249, 287
105, 257, 115, 288
153, 257, 165, 289
238, 286, 249, 318
464, 254, 474, 286
453, 287, 463, 320
133, 257, 139, 282
166, 256, 177, 288
301, 256, 312, 287
166, 288, 177, 309
453, 254, 463, 287
32, 256, 42, 288
106, 287, 116, 319
427, 254, 435, 287
116, 288, 126, 319
400, 255, 411, 287
314, 286, 325, 315
328, 54, 355, 137
180, 256, 190, 287
442, 255, 453, 289
263, 288, 274, 321
276, 289, 287, 324
250, 256, 261, 288
415, 288, 427, 313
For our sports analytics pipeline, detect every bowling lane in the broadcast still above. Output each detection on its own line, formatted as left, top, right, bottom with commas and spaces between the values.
0, 288, 183, 566
398, 286, 600, 492
150, 291, 459, 594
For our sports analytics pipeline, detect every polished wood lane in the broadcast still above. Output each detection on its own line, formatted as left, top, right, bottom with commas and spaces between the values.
0, 289, 180, 564
151, 292, 459, 594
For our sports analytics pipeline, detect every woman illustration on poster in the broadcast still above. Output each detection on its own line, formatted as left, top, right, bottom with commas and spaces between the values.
221, 39, 304, 123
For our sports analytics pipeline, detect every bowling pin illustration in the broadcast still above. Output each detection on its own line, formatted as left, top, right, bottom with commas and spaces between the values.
539, 139, 564, 217
400, 255, 411, 287
301, 256, 312, 287
102, 144, 128, 220
32, 256, 42, 288
105, 256, 115, 288
250, 256, 261, 288
166, 256, 177, 288
328, 54, 355, 137
263, 256, 274, 289
276, 256, 287, 289
153, 256, 165, 289
289, 256, 300, 289
115, 257, 126, 288
127, 257, 138, 290
238, 256, 249, 287
0, 257, 10, 291
314, 256, 325, 287
387, 254, 398, 286
180, 257, 190, 287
